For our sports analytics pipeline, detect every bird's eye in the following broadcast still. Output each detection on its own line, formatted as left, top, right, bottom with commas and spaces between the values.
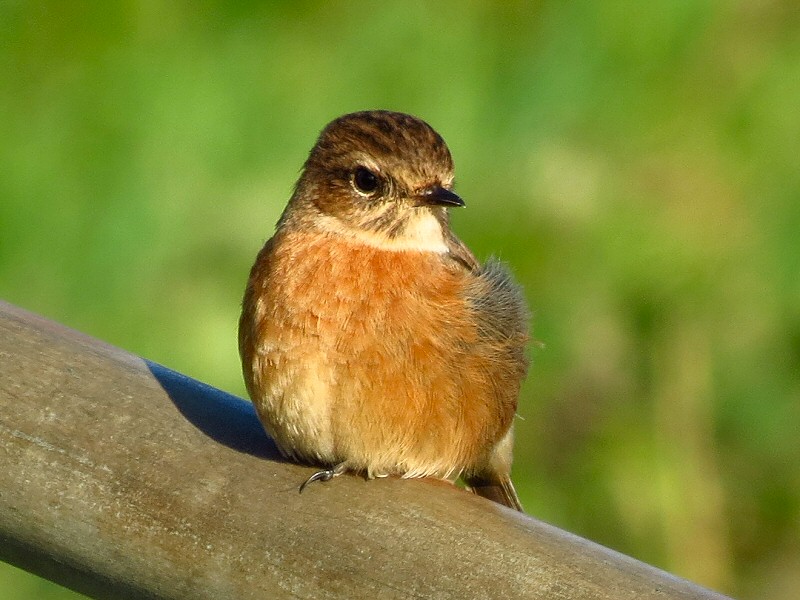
352, 167, 380, 195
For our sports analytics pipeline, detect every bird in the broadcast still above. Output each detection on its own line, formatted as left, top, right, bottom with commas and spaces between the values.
238, 110, 529, 511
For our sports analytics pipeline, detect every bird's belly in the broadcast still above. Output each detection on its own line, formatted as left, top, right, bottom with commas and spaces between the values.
266, 331, 478, 479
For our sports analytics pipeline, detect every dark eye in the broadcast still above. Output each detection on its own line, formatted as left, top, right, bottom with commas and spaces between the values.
352, 167, 379, 195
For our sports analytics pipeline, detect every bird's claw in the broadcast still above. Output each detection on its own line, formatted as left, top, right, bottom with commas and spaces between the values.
298, 463, 346, 494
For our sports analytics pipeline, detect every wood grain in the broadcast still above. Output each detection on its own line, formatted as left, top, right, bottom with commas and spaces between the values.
0, 301, 733, 599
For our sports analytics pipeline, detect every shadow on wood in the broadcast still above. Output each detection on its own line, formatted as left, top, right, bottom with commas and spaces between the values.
0, 301, 733, 600
145, 360, 280, 461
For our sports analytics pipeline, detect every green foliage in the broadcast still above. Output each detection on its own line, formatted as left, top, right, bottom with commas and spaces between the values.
2, 2, 798, 598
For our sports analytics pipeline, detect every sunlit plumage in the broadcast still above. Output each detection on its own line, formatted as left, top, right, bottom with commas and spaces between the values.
239, 111, 529, 510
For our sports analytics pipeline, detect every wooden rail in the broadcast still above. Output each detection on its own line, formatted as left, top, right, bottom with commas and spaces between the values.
0, 300, 733, 599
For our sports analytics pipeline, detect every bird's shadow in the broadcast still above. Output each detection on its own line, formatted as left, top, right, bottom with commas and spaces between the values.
146, 360, 284, 462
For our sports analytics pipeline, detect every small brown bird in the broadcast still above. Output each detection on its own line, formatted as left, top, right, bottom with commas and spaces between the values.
239, 110, 529, 510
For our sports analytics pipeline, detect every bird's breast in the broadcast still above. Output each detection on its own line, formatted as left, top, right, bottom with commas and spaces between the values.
243, 230, 508, 477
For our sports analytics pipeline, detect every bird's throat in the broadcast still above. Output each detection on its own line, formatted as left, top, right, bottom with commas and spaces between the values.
315, 209, 450, 254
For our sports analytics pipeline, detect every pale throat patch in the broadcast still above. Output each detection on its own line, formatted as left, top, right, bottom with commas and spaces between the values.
317, 209, 449, 253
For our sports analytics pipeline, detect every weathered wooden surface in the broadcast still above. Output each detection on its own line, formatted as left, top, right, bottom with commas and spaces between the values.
0, 300, 733, 600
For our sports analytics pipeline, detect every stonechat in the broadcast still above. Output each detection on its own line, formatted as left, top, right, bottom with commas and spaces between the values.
239, 110, 529, 510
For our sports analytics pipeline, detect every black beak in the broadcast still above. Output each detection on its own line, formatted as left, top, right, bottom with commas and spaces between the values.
416, 186, 465, 208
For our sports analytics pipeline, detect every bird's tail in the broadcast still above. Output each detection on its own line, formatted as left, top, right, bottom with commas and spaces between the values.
465, 474, 524, 512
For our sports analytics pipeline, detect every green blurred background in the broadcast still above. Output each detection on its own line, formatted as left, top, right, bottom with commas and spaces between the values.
1, 2, 799, 598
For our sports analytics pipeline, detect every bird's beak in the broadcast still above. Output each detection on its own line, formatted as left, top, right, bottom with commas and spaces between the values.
415, 186, 465, 208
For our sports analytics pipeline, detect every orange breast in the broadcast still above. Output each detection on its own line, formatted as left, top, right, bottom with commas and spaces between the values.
240, 230, 514, 479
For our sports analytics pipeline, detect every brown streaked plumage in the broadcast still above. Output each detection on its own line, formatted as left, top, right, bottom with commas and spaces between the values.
239, 110, 529, 511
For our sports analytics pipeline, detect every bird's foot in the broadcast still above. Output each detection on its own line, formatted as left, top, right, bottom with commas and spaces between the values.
298, 462, 347, 493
